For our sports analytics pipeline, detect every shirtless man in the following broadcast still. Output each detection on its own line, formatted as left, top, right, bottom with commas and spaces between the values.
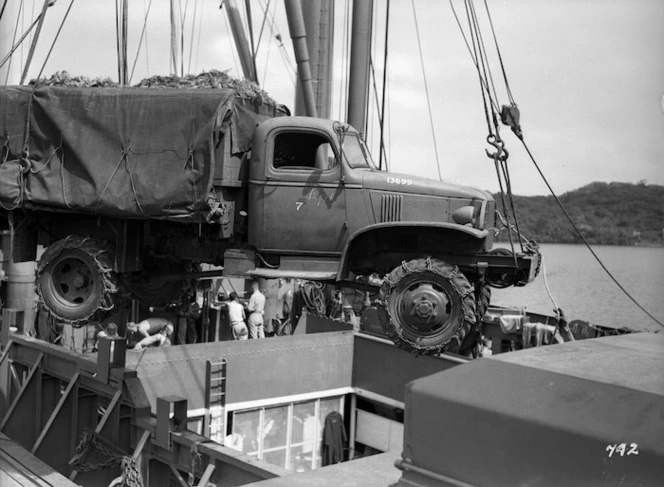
127, 317, 174, 349
132, 327, 172, 350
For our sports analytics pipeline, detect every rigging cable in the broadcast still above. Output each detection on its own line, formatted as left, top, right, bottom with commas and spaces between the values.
256, 0, 295, 83
460, 1, 663, 329
368, 58, 387, 165
259, 0, 277, 85
180, 0, 189, 75
467, 0, 500, 113
0, 0, 8, 22
129, 0, 154, 83
462, 0, 521, 261
187, 0, 198, 74
193, 0, 204, 72
518, 137, 664, 329
447, 0, 499, 114
378, 0, 390, 171
410, 0, 442, 181
540, 256, 559, 314
483, 0, 514, 104
19, 0, 50, 85
0, 6, 37, 75
36, 0, 76, 82
255, 0, 272, 57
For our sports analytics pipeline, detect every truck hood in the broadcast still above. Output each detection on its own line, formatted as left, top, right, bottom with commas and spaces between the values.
361, 170, 493, 201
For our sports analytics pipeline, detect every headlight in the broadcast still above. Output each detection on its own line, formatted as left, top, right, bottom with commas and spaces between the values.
451, 206, 476, 226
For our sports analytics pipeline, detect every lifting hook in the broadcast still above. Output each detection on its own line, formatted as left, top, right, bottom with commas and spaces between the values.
485, 134, 509, 163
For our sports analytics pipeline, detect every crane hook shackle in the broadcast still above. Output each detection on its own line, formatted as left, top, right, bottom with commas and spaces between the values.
485, 134, 509, 163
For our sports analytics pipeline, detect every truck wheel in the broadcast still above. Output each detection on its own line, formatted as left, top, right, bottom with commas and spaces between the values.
376, 257, 476, 354
37, 236, 117, 325
127, 259, 197, 309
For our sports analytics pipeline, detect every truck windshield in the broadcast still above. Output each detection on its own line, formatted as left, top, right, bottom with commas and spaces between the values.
341, 134, 375, 169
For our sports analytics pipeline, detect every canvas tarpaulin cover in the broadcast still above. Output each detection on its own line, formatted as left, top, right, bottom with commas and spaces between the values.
0, 86, 280, 220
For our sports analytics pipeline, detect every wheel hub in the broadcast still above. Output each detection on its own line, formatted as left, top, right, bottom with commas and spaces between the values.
53, 257, 95, 305
414, 299, 434, 319
397, 282, 451, 334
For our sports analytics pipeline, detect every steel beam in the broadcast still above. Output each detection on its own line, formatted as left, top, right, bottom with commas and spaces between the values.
0, 352, 44, 449
9, 362, 21, 391
31, 372, 81, 473
0, 339, 13, 365
170, 463, 189, 487
6, 337, 145, 408
68, 386, 123, 481
197, 464, 216, 487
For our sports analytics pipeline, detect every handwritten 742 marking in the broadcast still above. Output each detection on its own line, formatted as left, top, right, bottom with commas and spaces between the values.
606, 443, 638, 457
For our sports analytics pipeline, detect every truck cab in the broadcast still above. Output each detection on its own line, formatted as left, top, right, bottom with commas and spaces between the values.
244, 117, 539, 354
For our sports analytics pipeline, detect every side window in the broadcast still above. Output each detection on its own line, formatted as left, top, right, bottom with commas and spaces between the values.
273, 132, 338, 171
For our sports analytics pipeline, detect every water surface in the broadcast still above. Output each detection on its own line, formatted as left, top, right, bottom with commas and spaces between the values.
492, 244, 664, 332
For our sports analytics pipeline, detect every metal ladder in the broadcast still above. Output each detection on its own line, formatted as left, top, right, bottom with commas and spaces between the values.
204, 359, 227, 443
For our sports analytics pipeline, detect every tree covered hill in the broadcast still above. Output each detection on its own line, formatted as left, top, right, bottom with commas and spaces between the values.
492, 182, 664, 246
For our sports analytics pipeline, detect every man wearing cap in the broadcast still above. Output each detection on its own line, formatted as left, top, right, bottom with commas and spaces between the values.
246, 281, 266, 339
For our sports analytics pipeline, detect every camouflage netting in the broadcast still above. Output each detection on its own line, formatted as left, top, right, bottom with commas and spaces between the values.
29, 70, 119, 87
30, 69, 278, 106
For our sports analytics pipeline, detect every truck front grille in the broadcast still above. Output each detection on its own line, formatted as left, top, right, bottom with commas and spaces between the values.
380, 194, 402, 222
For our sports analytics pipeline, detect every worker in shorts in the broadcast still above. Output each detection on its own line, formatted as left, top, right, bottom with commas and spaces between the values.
246, 281, 266, 339
227, 292, 248, 340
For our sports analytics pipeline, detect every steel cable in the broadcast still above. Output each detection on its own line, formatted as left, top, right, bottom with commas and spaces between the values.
36, 0, 76, 82
411, 0, 441, 180
518, 137, 664, 329
129, 0, 154, 83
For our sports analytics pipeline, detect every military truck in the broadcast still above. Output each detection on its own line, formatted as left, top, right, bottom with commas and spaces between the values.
0, 85, 539, 354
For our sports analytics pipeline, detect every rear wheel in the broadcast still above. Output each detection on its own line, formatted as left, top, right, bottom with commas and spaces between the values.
376, 257, 476, 354
37, 236, 117, 325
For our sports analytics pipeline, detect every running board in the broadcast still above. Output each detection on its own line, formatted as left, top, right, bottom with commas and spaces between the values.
246, 268, 337, 281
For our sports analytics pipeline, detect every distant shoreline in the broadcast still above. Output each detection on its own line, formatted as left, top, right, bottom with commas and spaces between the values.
494, 239, 664, 248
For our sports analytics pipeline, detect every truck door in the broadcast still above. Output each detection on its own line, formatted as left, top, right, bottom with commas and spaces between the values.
252, 130, 347, 254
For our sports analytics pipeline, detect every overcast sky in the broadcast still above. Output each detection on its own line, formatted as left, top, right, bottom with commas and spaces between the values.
1, 0, 662, 196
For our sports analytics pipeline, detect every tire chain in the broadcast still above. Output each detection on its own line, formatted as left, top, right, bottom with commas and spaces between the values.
36, 235, 117, 327
378, 257, 476, 355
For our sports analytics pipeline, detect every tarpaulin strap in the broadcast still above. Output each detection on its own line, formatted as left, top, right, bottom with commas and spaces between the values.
166, 147, 196, 216
59, 145, 73, 209
29, 136, 63, 174
96, 152, 126, 213
95, 148, 146, 215
125, 150, 146, 215
0, 168, 23, 212
22, 87, 37, 160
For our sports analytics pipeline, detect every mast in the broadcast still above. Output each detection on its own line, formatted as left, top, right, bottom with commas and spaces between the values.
347, 0, 373, 135
294, 0, 334, 119
170, 0, 182, 76
224, 0, 257, 82
284, 0, 317, 117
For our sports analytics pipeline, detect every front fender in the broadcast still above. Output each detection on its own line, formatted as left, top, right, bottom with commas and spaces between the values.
337, 222, 490, 280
